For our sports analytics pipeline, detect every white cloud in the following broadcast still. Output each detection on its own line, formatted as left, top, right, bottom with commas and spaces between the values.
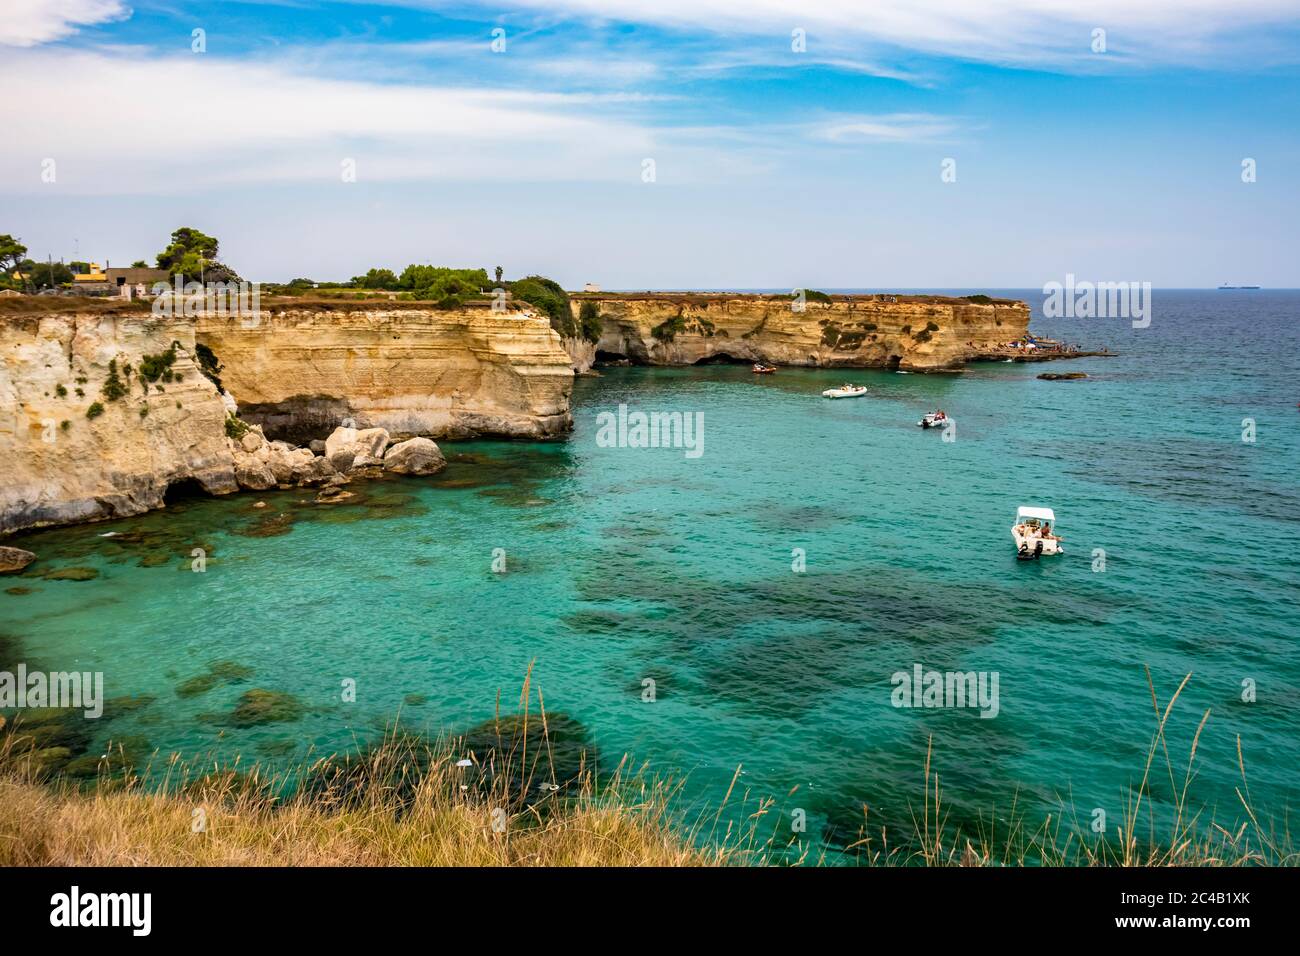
0, 47, 759, 193
2, 0, 130, 47
811, 114, 960, 143
438, 0, 1300, 67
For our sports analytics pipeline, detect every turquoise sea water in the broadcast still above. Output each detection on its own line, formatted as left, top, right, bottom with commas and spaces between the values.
3, 290, 1298, 857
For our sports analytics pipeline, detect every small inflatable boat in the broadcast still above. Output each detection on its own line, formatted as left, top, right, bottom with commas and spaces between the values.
822, 384, 868, 399
918, 412, 953, 429
751, 363, 776, 374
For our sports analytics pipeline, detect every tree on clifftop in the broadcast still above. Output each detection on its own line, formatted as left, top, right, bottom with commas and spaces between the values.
0, 234, 29, 291
396, 266, 489, 308
352, 268, 398, 289
156, 227, 242, 284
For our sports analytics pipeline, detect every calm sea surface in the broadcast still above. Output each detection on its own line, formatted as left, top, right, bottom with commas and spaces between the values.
4, 290, 1298, 857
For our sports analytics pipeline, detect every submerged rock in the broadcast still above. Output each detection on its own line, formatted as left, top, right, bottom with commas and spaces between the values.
227, 688, 305, 726
0, 546, 36, 575
207, 659, 255, 681
176, 660, 254, 698
1038, 371, 1088, 380
41, 566, 99, 581
384, 437, 447, 476
63, 734, 153, 781
103, 694, 156, 719
458, 712, 598, 802
175, 672, 221, 698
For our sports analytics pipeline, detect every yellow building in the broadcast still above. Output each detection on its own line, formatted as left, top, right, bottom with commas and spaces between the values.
73, 262, 107, 283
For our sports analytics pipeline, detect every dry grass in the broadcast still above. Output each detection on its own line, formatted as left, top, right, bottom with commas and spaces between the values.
0, 668, 757, 867
0, 668, 1291, 867
0, 771, 718, 867
840, 668, 1297, 867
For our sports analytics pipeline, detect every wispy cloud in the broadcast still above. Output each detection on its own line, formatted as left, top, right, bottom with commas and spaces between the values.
0, 46, 763, 193
810, 113, 961, 143
1, 0, 130, 47
406, 0, 1300, 69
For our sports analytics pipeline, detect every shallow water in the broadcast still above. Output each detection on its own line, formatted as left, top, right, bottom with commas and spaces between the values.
4, 290, 1298, 856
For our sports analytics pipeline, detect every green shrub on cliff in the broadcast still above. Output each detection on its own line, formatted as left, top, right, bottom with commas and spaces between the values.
793, 289, 833, 305
139, 344, 178, 387
965, 294, 993, 304
578, 300, 604, 342
651, 315, 688, 342
224, 414, 249, 440
100, 359, 127, 402
510, 276, 575, 338
86, 402, 104, 419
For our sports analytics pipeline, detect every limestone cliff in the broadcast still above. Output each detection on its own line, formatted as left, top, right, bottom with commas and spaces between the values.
1, 308, 237, 534
2, 300, 575, 535
195, 305, 574, 444
572, 293, 1030, 371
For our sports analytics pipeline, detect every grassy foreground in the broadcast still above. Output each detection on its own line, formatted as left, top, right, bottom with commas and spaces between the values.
0, 670, 1293, 867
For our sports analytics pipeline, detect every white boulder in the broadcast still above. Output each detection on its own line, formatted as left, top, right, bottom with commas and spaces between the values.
383, 437, 447, 476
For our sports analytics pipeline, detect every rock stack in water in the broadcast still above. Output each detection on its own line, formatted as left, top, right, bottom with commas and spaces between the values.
228, 425, 338, 491
227, 424, 448, 500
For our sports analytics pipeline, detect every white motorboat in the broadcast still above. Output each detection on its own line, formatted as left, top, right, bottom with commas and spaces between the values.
822, 384, 868, 399
1012, 506, 1063, 558
918, 411, 953, 429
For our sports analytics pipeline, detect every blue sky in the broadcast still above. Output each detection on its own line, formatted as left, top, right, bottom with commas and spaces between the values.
2, 1, 1298, 287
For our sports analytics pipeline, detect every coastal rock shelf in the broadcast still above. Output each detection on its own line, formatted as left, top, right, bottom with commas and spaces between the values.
195, 307, 574, 444
1, 302, 574, 534
569, 293, 1033, 372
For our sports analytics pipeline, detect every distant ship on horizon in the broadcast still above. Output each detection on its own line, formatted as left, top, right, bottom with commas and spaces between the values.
1218, 282, 1262, 289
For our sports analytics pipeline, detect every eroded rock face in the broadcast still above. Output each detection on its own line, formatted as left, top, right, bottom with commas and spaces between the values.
383, 437, 447, 476
2, 305, 577, 535
194, 307, 574, 443
571, 293, 1031, 372
0, 311, 238, 534
561, 336, 598, 374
